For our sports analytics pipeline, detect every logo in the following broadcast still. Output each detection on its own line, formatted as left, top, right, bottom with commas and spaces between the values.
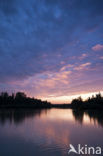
68, 144, 102, 155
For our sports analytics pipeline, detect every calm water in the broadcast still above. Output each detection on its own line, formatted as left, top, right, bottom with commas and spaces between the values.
0, 109, 103, 156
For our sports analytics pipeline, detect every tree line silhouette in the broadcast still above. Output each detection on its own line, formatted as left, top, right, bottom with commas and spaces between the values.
0, 92, 51, 108
71, 93, 103, 109
0, 91, 103, 109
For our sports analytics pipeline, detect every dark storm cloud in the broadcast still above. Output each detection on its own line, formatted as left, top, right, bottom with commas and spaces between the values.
0, 0, 103, 83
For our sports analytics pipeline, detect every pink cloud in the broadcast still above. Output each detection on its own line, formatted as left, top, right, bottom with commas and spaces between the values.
74, 62, 91, 71
99, 56, 103, 60
92, 44, 103, 51
79, 53, 87, 60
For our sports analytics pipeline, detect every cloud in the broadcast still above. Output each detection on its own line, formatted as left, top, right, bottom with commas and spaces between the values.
79, 53, 88, 60
74, 62, 91, 71
92, 44, 103, 51
0, 0, 103, 102
100, 56, 103, 60
1, 60, 103, 103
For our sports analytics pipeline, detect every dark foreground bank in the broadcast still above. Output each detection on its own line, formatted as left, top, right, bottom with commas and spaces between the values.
0, 92, 103, 109
0, 92, 51, 108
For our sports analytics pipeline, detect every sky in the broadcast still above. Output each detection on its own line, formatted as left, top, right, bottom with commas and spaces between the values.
0, 0, 103, 103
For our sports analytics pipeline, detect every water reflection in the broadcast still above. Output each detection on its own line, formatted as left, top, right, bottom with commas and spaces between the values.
0, 109, 47, 125
72, 109, 103, 127
0, 108, 103, 127
0, 109, 103, 156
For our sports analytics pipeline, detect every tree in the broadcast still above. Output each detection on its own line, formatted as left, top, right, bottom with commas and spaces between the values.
15, 92, 26, 99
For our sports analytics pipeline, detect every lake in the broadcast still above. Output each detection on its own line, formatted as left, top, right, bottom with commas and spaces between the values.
0, 109, 103, 156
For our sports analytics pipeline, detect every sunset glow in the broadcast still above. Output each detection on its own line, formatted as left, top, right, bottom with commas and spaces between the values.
42, 91, 103, 104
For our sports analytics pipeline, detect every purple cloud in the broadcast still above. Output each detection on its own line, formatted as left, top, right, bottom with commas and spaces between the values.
92, 44, 103, 51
